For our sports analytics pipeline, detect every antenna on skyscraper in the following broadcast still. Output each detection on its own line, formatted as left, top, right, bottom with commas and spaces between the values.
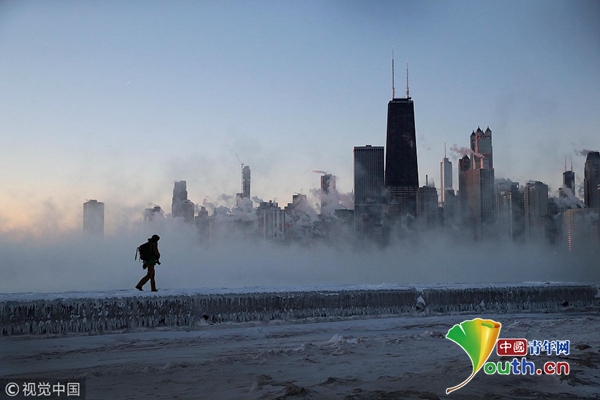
565, 157, 567, 172
391, 48, 395, 99
406, 62, 410, 99
570, 157, 573, 171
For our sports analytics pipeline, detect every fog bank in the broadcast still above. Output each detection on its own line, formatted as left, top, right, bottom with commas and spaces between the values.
0, 221, 597, 294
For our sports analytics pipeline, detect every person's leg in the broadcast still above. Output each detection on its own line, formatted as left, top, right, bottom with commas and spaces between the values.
136, 263, 151, 289
148, 264, 157, 291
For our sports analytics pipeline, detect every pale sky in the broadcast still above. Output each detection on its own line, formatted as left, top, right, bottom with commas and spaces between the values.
1, 0, 599, 234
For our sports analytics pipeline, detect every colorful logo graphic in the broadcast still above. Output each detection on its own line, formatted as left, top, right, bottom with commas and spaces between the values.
445, 318, 502, 394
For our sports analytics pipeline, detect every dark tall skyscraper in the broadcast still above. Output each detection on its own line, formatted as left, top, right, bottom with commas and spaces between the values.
584, 151, 600, 208
562, 158, 575, 195
563, 170, 575, 194
354, 145, 384, 235
385, 65, 418, 217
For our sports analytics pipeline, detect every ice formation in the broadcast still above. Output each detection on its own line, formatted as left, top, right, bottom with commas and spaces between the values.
1, 283, 598, 337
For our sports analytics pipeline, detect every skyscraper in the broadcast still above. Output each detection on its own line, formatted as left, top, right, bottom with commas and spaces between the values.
236, 165, 252, 209
354, 145, 384, 235
497, 182, 524, 240
563, 158, 575, 195
458, 127, 495, 239
320, 173, 336, 213
242, 165, 251, 199
416, 182, 438, 226
385, 63, 418, 217
563, 208, 600, 252
144, 206, 164, 222
524, 181, 549, 242
285, 194, 308, 214
563, 170, 575, 193
180, 200, 195, 223
257, 201, 286, 241
195, 206, 210, 241
440, 149, 453, 206
460, 167, 495, 239
470, 127, 493, 169
172, 181, 189, 218
83, 199, 104, 236
584, 151, 600, 208
321, 174, 335, 194
458, 155, 471, 219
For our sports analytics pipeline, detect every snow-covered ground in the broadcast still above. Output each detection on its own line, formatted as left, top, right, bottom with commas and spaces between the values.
2, 311, 600, 399
2, 284, 599, 398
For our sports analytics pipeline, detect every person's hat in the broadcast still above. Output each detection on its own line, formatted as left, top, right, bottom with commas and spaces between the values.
148, 234, 160, 242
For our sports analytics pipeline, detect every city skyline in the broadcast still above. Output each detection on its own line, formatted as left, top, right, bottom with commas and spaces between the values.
0, 1, 598, 235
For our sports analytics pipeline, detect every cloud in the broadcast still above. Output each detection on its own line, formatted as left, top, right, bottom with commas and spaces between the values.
575, 149, 599, 157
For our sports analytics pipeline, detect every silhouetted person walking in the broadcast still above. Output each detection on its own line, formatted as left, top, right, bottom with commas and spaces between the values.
135, 234, 161, 292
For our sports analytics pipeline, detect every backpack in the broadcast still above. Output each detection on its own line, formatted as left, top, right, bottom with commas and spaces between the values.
135, 242, 154, 261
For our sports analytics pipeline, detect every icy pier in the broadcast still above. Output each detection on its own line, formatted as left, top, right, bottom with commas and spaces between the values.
1, 283, 598, 337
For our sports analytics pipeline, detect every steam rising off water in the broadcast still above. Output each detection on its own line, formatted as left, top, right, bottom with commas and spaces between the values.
1, 217, 597, 294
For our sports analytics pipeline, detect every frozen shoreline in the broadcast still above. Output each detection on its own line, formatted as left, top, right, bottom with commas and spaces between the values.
2, 283, 598, 337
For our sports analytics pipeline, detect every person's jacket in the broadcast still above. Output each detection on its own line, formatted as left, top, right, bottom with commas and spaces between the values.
151, 242, 160, 261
